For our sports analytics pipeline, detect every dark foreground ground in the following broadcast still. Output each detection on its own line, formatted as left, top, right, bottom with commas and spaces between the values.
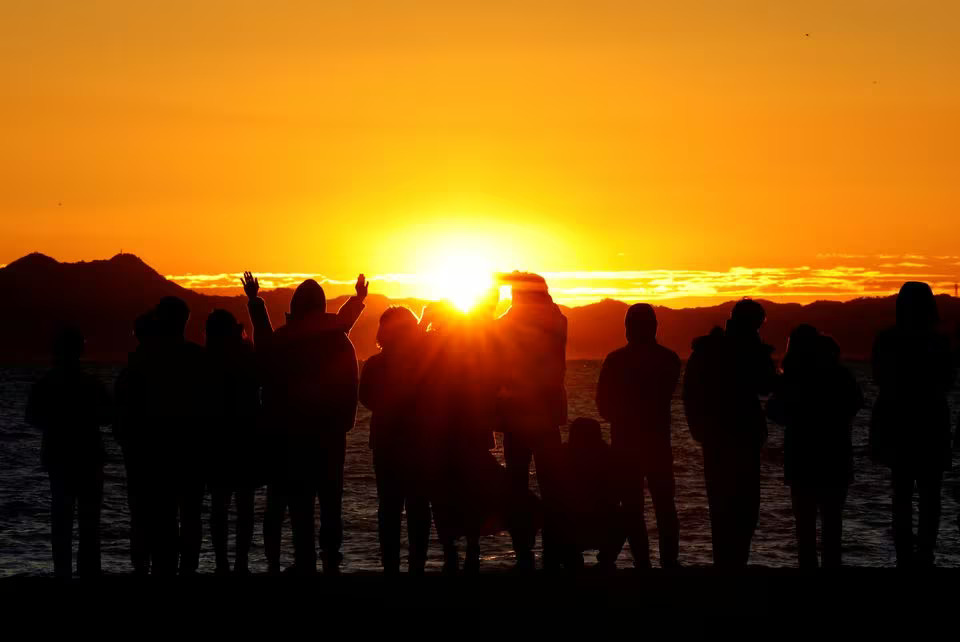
2, 568, 958, 638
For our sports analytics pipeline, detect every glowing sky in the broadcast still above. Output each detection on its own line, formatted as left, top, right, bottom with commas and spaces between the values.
2, 1, 958, 306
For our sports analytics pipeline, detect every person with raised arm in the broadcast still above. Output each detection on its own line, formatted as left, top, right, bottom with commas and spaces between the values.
241, 271, 367, 574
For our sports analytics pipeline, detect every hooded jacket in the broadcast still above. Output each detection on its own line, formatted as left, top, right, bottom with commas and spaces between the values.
247, 294, 364, 438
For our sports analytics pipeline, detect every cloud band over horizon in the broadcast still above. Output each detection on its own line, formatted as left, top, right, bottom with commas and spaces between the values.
162, 254, 960, 307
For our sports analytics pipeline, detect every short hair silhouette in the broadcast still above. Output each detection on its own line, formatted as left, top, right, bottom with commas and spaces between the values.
568, 417, 604, 448
730, 298, 766, 331
133, 310, 159, 344
53, 327, 84, 364
895, 281, 938, 330
375, 306, 419, 350
503, 271, 550, 305
156, 296, 190, 337
205, 308, 243, 343
421, 300, 458, 333
625, 303, 657, 343
289, 279, 326, 321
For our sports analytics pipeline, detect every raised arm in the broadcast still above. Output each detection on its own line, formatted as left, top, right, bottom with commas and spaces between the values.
336, 273, 368, 333
241, 271, 274, 346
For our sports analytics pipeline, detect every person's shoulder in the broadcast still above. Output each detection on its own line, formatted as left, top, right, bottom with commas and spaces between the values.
691, 327, 724, 353
604, 345, 631, 362
654, 342, 681, 363
363, 352, 385, 368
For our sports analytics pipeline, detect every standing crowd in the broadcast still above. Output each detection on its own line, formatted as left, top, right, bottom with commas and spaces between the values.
25, 275, 957, 577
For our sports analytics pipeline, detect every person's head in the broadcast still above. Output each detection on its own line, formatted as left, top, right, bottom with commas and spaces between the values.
205, 309, 244, 349
376, 306, 420, 350
155, 296, 190, 339
782, 323, 820, 372
625, 303, 657, 343
421, 300, 458, 334
728, 298, 766, 334
133, 310, 159, 347
53, 327, 84, 365
895, 281, 938, 332
568, 417, 604, 449
503, 271, 552, 306
287, 279, 326, 322
817, 334, 841, 367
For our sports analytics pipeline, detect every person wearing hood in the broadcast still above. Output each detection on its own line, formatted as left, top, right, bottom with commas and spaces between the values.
596, 304, 682, 569
682, 298, 776, 567
242, 271, 367, 574
870, 281, 955, 567
359, 305, 432, 574
204, 309, 263, 575
767, 325, 862, 568
26, 328, 112, 578
495, 272, 568, 572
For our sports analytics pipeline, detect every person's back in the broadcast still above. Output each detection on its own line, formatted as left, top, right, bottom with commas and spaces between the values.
596, 306, 681, 448
561, 418, 616, 563
205, 309, 262, 574
254, 278, 362, 574
768, 327, 861, 568
770, 330, 862, 488
683, 313, 775, 450
494, 272, 568, 571
496, 290, 567, 431
29, 366, 110, 476
596, 304, 681, 569
872, 328, 954, 470
263, 312, 359, 442
359, 306, 431, 574
870, 281, 955, 567
682, 298, 775, 568
25, 328, 111, 578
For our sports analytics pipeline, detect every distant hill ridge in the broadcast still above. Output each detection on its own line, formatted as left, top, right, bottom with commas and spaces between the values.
2, 253, 958, 363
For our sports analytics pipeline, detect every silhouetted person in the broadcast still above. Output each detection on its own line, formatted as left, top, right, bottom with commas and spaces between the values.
767, 325, 862, 568
419, 300, 512, 575
558, 418, 618, 572
683, 298, 775, 567
115, 297, 210, 575
359, 306, 432, 574
26, 328, 111, 578
245, 272, 367, 574
205, 309, 262, 575
496, 272, 568, 571
158, 296, 212, 575
871, 282, 955, 567
596, 303, 681, 569
114, 311, 159, 574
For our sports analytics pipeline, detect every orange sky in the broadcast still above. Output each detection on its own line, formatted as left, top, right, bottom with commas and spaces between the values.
2, 1, 958, 306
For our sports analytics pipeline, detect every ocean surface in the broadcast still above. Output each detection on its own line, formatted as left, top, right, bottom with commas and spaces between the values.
2, 361, 958, 577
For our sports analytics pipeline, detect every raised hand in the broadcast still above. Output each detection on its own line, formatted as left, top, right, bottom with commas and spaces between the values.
355, 273, 369, 301
240, 271, 259, 300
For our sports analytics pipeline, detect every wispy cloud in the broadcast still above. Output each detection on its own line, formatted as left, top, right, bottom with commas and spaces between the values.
166, 255, 960, 307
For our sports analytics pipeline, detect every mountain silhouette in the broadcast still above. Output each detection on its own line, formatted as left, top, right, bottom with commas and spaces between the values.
1, 253, 957, 362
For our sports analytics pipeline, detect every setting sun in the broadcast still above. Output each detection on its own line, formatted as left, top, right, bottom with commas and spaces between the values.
422, 247, 495, 312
